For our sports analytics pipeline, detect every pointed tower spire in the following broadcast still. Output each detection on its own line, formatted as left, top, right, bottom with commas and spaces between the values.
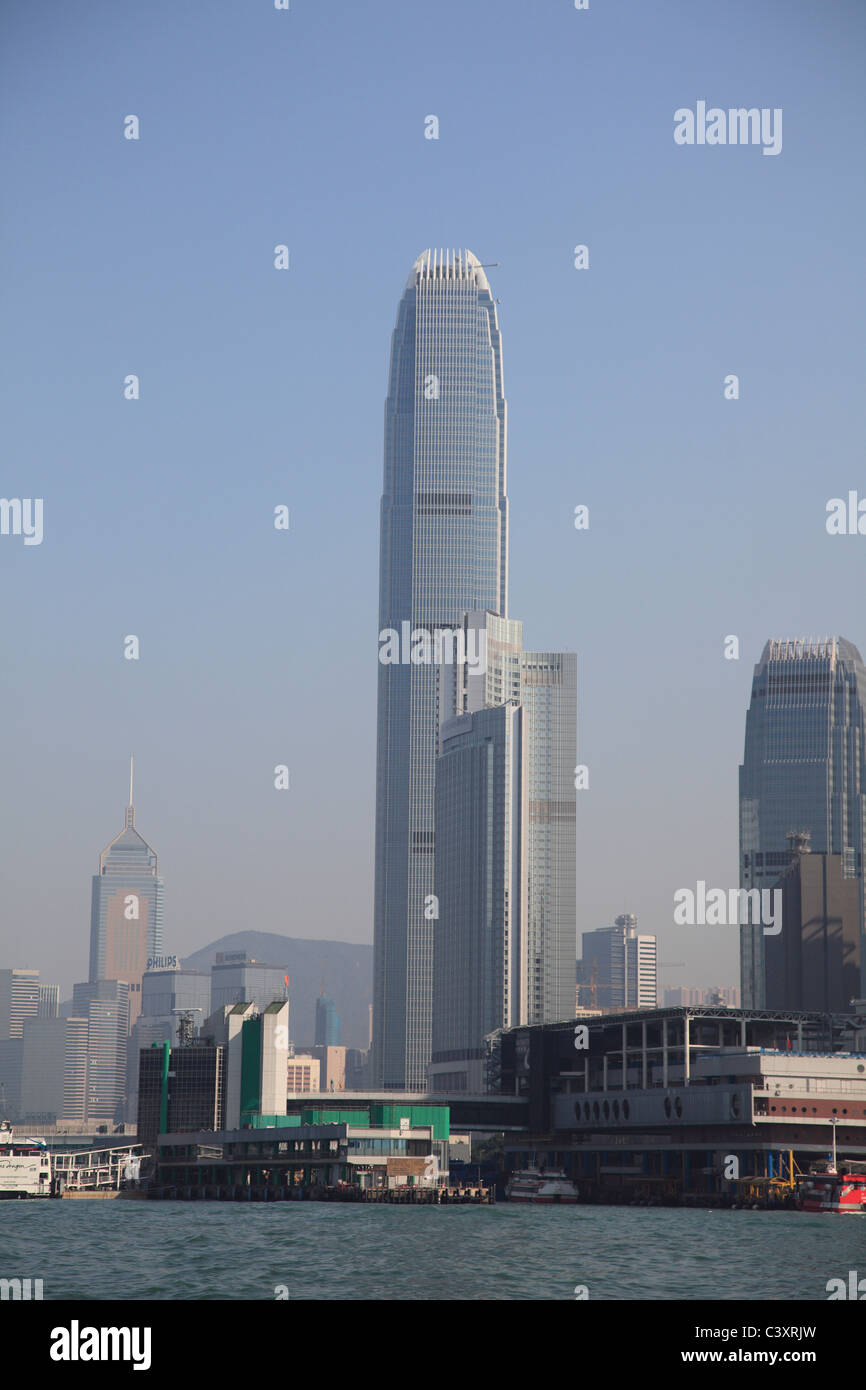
126, 755, 135, 828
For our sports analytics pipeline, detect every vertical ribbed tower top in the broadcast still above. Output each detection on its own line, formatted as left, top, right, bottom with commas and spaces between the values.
406, 248, 491, 291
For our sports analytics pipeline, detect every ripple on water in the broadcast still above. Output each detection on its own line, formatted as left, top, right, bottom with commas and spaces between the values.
0, 1202, 858, 1300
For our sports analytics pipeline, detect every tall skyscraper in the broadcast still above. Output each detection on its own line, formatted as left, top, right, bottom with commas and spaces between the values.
739, 637, 866, 1007
436, 613, 578, 1036
372, 250, 508, 1090
520, 651, 577, 1023
88, 760, 164, 1028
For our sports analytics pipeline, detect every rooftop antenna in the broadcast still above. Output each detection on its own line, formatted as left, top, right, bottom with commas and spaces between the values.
126, 756, 135, 828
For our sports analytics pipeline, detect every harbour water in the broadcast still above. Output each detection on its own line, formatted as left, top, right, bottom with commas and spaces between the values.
2, 1202, 862, 1300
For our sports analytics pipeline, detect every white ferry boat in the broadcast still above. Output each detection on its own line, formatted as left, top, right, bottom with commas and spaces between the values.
0, 1121, 52, 1198
506, 1166, 579, 1204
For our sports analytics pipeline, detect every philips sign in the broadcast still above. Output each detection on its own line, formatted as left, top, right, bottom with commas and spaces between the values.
145, 955, 179, 972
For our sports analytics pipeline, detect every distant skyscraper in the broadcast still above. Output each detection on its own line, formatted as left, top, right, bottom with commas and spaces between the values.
19, 1017, 67, 1121
62, 1017, 89, 1123
140, 962, 210, 1030
210, 955, 288, 1022
37, 984, 60, 1020
580, 915, 657, 1011
439, 613, 577, 1031
430, 702, 527, 1092
0, 968, 40, 1038
372, 250, 508, 1090
88, 760, 164, 1028
73, 979, 130, 1123
663, 985, 740, 1008
739, 637, 866, 1007
315, 996, 340, 1047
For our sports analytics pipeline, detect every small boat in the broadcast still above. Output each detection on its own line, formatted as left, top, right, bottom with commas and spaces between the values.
795, 1160, 866, 1214
0, 1121, 52, 1198
506, 1166, 578, 1204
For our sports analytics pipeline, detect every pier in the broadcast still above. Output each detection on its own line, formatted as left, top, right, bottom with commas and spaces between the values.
146, 1182, 493, 1204
52, 1144, 143, 1195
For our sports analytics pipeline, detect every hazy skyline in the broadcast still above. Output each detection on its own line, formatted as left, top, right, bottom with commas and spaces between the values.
2, 1, 864, 1002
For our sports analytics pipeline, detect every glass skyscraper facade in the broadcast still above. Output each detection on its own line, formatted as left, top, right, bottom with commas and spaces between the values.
520, 651, 578, 1024
430, 702, 527, 1092
315, 996, 341, 1047
373, 250, 508, 1090
739, 636, 866, 1007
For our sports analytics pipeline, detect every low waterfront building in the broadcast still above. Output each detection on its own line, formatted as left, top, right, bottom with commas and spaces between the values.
496, 1005, 866, 1200
154, 1102, 450, 1194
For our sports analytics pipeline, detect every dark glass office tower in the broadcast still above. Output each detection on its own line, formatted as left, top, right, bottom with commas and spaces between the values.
372, 250, 508, 1089
739, 637, 866, 1006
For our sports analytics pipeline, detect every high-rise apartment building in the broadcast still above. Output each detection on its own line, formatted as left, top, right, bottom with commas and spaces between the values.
580, 915, 657, 1011
373, 250, 508, 1090
88, 765, 164, 1028
739, 637, 866, 1007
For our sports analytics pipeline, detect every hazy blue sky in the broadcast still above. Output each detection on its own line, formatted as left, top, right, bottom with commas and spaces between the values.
1, 0, 864, 999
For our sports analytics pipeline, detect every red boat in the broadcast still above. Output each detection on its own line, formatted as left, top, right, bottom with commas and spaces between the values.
796, 1160, 866, 1214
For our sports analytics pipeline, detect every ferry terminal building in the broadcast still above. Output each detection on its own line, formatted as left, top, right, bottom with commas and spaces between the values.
495, 1005, 866, 1200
